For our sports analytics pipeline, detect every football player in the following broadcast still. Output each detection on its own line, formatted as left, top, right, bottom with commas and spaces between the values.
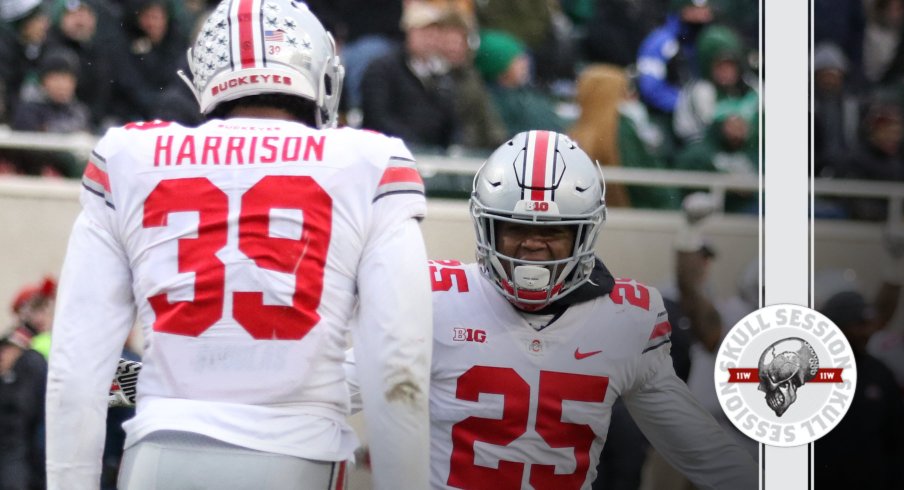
45, 1, 432, 489
354, 130, 757, 489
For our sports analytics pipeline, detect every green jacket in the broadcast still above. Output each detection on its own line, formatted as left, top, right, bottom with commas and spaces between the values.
618, 101, 681, 210
488, 85, 565, 136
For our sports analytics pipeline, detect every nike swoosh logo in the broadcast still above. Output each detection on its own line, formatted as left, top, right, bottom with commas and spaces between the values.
574, 348, 602, 360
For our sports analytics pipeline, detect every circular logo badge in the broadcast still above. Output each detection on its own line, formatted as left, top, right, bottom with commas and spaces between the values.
714, 304, 857, 447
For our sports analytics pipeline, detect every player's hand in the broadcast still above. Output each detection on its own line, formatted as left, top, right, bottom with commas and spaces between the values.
682, 192, 716, 225
108, 358, 142, 408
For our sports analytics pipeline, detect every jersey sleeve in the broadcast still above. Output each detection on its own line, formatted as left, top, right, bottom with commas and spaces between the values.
370, 137, 426, 227
353, 215, 432, 489
46, 138, 136, 489
77, 128, 127, 226
621, 353, 758, 490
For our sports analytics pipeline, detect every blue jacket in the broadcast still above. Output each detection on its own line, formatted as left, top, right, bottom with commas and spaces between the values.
636, 15, 699, 113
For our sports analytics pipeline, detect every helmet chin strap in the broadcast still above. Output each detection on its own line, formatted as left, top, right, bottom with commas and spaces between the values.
513, 265, 551, 290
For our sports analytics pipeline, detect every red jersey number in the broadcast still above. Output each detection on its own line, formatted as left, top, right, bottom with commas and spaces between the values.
429, 260, 469, 292
448, 367, 609, 490
610, 280, 651, 311
143, 176, 332, 339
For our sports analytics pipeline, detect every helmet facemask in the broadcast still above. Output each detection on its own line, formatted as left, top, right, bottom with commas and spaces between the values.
470, 131, 607, 311
473, 207, 604, 310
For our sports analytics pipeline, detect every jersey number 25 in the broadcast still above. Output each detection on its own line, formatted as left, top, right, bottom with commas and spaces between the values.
449, 366, 609, 489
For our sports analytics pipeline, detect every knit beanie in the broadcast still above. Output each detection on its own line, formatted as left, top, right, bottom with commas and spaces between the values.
474, 29, 525, 82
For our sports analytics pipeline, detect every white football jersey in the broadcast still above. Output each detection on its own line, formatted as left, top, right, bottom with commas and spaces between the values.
47, 118, 432, 488
427, 261, 756, 490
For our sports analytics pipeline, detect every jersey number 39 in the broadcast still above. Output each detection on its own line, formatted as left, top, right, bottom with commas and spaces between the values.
143, 176, 331, 340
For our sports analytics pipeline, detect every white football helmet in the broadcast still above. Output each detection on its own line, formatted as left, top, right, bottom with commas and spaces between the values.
179, 0, 344, 127
471, 131, 607, 310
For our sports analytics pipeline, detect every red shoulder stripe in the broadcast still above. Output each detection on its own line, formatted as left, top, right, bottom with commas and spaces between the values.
379, 166, 423, 186
84, 161, 110, 193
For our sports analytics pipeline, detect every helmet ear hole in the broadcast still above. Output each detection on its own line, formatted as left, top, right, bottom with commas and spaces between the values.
324, 73, 334, 96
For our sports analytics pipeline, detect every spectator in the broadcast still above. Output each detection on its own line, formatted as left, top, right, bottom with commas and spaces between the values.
0, 0, 51, 122
9, 276, 56, 360
813, 43, 861, 179
816, 289, 904, 490
474, 0, 577, 85
863, 0, 904, 84
617, 70, 683, 210
708, 0, 758, 55
636, 0, 714, 117
474, 29, 566, 135
107, 0, 189, 123
360, 1, 459, 151
674, 109, 758, 213
12, 47, 91, 134
814, 0, 866, 90
582, 0, 668, 67
434, 4, 508, 151
569, 64, 632, 207
673, 24, 758, 145
0, 325, 47, 490
865, 226, 904, 392
836, 90, 904, 220
45, 0, 119, 131
304, 0, 404, 113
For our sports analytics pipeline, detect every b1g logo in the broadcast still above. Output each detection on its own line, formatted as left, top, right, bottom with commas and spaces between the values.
714, 304, 857, 447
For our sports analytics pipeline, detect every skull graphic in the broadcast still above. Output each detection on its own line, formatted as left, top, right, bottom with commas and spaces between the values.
757, 338, 819, 417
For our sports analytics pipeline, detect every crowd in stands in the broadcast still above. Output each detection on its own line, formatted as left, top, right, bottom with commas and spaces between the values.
0, 0, 898, 215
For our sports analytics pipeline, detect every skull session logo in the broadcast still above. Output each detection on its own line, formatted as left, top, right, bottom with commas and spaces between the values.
714, 304, 857, 447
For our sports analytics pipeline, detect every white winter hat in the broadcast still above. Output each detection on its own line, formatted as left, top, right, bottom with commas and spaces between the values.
1, 0, 43, 22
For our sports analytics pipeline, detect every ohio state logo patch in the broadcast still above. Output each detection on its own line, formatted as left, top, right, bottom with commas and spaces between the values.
714, 304, 857, 447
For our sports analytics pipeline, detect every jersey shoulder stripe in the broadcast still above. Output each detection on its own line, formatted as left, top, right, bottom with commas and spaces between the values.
643, 311, 672, 353
373, 156, 425, 203
81, 151, 114, 209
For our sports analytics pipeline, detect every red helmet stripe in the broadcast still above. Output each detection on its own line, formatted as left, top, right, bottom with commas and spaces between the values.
236, 0, 258, 68
530, 130, 550, 201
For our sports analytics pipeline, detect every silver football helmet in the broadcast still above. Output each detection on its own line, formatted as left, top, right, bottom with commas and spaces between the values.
179, 0, 344, 127
471, 131, 607, 310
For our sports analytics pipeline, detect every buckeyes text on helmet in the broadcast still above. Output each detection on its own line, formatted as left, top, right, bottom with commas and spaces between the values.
471, 130, 607, 309
179, 0, 344, 128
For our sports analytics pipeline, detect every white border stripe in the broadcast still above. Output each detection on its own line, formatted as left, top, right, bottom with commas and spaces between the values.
763, 0, 811, 488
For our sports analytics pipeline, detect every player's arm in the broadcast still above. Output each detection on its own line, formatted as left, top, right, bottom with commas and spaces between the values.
354, 213, 432, 489
46, 211, 135, 490
675, 192, 723, 352
622, 350, 757, 490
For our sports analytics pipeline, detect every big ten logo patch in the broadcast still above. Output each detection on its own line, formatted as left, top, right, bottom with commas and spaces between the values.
714, 304, 857, 447
525, 201, 550, 212
453, 328, 486, 343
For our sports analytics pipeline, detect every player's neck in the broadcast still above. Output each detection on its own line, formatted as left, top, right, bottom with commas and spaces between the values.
226, 106, 297, 121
